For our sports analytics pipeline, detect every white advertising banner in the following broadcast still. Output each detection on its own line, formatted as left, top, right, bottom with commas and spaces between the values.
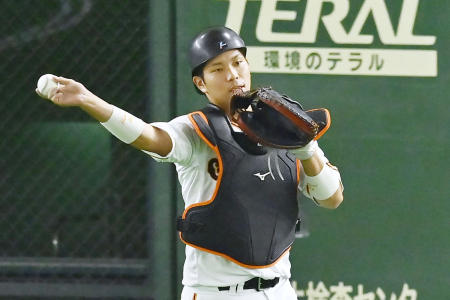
247, 46, 437, 77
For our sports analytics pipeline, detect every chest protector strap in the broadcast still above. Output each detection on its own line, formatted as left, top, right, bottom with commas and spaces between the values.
177, 104, 299, 268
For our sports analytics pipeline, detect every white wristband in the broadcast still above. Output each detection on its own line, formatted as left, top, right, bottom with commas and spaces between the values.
304, 163, 341, 201
101, 106, 145, 144
289, 140, 318, 160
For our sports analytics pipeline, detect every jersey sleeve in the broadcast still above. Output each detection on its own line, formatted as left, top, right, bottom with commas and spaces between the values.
141, 115, 198, 166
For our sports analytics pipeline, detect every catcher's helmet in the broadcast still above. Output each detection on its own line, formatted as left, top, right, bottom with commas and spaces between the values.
189, 26, 247, 76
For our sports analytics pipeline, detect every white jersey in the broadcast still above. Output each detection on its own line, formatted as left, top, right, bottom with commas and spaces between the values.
143, 114, 334, 287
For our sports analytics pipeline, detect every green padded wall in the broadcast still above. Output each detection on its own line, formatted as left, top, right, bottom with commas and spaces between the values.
171, 1, 449, 298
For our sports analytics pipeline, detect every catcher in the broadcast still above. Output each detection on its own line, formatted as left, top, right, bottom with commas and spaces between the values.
36, 26, 343, 300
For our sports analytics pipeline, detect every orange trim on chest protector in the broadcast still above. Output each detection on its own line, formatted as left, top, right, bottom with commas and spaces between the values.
183, 111, 292, 269
183, 112, 223, 219
179, 231, 291, 269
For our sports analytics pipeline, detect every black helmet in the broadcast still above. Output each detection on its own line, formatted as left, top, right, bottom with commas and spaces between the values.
189, 26, 247, 76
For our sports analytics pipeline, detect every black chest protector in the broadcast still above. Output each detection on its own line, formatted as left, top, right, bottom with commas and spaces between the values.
177, 105, 299, 268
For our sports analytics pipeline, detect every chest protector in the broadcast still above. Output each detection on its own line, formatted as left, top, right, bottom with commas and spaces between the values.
177, 104, 300, 268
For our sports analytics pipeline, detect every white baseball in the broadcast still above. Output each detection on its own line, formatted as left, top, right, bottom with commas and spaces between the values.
37, 74, 60, 99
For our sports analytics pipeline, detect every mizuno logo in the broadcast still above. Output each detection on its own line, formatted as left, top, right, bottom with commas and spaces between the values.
219, 41, 227, 49
253, 171, 272, 181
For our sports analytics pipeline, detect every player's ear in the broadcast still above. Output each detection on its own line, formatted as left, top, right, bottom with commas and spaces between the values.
193, 76, 207, 94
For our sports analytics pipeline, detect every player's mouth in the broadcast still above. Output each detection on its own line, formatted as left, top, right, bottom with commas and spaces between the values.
230, 85, 245, 96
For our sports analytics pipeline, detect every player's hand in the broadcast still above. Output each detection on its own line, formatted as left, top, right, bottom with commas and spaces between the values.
35, 76, 92, 108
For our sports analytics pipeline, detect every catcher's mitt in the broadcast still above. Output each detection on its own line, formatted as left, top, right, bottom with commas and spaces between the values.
230, 87, 330, 149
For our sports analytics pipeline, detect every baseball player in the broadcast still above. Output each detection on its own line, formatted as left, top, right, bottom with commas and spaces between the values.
36, 26, 343, 300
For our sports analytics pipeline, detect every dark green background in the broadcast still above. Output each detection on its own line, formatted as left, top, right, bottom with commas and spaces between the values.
171, 0, 449, 299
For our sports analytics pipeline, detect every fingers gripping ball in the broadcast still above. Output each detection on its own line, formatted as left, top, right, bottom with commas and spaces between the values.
37, 74, 61, 99
230, 87, 331, 149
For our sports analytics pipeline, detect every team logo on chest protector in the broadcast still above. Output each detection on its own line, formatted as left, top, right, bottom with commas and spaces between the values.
207, 158, 220, 180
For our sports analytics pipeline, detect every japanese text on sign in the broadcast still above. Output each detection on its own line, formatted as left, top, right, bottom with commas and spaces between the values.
248, 47, 436, 77
291, 281, 417, 300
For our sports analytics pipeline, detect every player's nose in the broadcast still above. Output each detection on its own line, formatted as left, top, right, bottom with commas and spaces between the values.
226, 66, 239, 81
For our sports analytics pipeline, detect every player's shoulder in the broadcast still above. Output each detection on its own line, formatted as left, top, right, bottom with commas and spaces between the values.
168, 111, 208, 130
169, 114, 191, 124
162, 114, 193, 131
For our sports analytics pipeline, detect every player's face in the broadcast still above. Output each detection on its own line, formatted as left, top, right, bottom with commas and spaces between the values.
193, 49, 251, 115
